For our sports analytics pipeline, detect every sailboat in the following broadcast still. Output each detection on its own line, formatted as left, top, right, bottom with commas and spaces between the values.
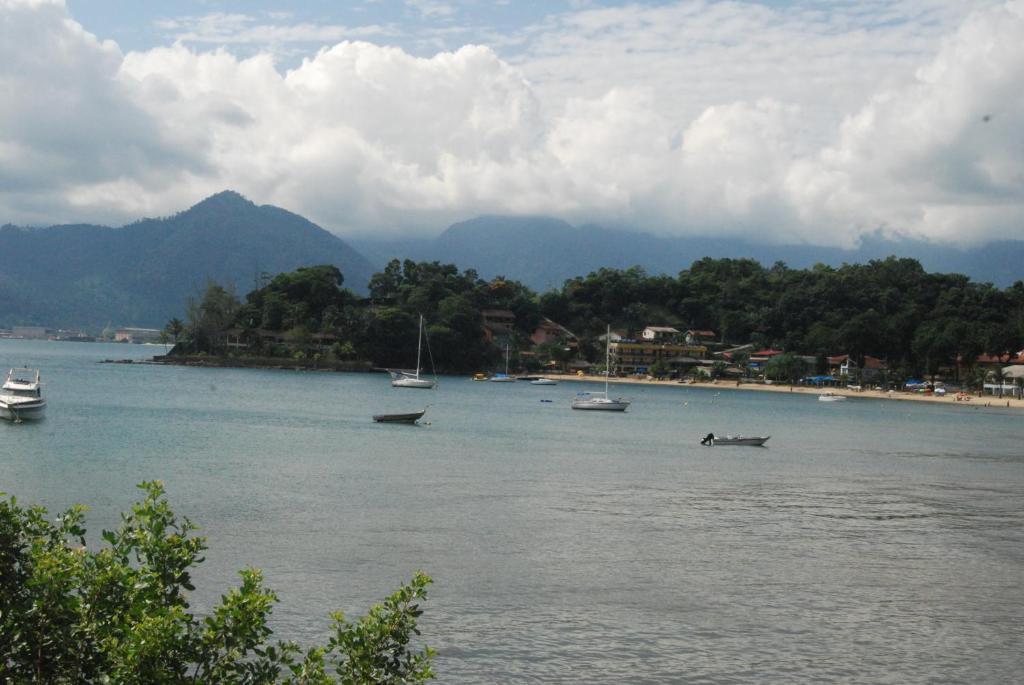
390, 315, 437, 389
490, 342, 516, 382
571, 326, 630, 411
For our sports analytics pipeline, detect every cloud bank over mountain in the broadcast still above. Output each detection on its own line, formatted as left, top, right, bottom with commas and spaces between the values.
1, 0, 1022, 247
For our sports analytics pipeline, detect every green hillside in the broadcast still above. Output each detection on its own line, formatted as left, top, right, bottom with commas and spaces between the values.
0, 191, 375, 329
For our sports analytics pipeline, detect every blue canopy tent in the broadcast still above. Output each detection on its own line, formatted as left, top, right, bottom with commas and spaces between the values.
802, 375, 837, 386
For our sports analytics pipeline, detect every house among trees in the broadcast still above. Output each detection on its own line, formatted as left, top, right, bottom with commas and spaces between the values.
748, 349, 785, 371
530, 317, 577, 346
685, 329, 717, 345
641, 326, 680, 341
828, 354, 889, 381
481, 309, 515, 345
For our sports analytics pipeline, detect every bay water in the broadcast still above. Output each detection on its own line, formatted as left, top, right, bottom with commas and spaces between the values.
2, 339, 1022, 682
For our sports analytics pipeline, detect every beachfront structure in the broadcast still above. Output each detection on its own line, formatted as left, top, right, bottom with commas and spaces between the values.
12, 326, 48, 339
828, 354, 889, 381
609, 339, 708, 375
747, 349, 785, 371
114, 327, 162, 343
641, 326, 680, 341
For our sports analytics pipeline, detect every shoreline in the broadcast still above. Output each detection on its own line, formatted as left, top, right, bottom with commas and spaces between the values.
149, 353, 1024, 411
547, 372, 1024, 410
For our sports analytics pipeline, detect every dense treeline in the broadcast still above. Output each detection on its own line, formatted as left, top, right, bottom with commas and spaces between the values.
176, 256, 1024, 378
544, 257, 1024, 376
179, 260, 539, 372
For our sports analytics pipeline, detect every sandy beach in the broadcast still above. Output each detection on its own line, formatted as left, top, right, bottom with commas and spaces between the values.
550, 372, 1024, 411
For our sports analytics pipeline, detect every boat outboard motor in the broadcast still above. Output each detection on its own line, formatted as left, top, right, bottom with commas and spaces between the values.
700, 432, 715, 446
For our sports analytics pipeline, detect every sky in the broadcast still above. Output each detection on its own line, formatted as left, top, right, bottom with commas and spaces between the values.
2, 0, 1022, 246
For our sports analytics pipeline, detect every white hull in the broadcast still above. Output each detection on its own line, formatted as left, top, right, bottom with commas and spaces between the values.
712, 436, 769, 446
818, 394, 846, 402
391, 376, 436, 389
0, 398, 46, 421
392, 315, 436, 389
489, 376, 516, 383
572, 325, 629, 412
530, 378, 557, 385
572, 396, 630, 411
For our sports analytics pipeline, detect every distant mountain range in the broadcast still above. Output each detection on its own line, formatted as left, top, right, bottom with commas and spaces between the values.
352, 216, 1024, 291
0, 191, 374, 329
3, 193, 1021, 330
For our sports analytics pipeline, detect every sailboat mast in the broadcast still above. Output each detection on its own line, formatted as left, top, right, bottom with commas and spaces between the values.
416, 315, 423, 380
605, 324, 610, 396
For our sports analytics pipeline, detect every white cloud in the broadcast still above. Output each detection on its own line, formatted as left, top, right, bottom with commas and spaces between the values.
154, 11, 397, 48
405, 0, 457, 20
1, 0, 1023, 249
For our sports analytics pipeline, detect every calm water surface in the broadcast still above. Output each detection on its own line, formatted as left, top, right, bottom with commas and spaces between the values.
2, 339, 1023, 683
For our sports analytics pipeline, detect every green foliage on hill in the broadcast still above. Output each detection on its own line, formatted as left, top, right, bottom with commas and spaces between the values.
181, 259, 540, 373
544, 257, 1024, 377
178, 254, 1024, 379
0, 482, 434, 684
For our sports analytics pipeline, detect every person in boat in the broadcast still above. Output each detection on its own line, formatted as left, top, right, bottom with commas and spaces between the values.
700, 432, 715, 446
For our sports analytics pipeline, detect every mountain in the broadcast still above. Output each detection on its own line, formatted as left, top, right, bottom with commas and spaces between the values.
350, 216, 1024, 290
0, 191, 375, 329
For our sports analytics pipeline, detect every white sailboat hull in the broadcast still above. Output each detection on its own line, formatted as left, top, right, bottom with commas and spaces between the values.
571, 396, 630, 411
391, 375, 436, 389
391, 315, 436, 389
571, 326, 629, 412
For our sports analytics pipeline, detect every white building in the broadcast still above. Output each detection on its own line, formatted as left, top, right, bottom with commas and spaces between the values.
641, 326, 679, 341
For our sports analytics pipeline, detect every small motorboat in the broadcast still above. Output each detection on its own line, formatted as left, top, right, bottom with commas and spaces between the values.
530, 377, 557, 385
700, 432, 769, 446
472, 373, 489, 381
818, 392, 847, 402
372, 408, 427, 424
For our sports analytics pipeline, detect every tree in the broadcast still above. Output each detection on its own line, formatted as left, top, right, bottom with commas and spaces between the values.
185, 282, 240, 354
0, 482, 434, 683
163, 317, 184, 344
764, 352, 808, 384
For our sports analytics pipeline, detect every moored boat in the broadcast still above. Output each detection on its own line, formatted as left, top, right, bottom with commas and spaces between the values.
818, 392, 846, 402
0, 368, 47, 422
372, 408, 427, 424
530, 377, 557, 385
571, 326, 630, 411
391, 315, 437, 389
700, 432, 769, 446
490, 344, 516, 382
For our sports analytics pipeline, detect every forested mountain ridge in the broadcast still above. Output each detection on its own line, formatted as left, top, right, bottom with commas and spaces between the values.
0, 191, 375, 329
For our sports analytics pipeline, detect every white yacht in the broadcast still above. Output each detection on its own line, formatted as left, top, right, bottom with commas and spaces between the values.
571, 326, 630, 412
390, 315, 437, 389
1, 368, 47, 421
818, 391, 847, 402
530, 377, 558, 385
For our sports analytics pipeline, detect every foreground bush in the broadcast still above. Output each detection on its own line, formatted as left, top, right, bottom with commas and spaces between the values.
0, 482, 434, 683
